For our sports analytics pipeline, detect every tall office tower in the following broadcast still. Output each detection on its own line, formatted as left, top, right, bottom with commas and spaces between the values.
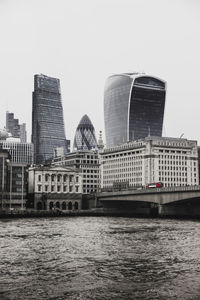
73, 115, 98, 151
104, 73, 166, 148
32, 74, 70, 165
19, 123, 27, 143
6, 111, 27, 142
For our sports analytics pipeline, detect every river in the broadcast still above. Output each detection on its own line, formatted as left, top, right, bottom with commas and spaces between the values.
0, 217, 200, 300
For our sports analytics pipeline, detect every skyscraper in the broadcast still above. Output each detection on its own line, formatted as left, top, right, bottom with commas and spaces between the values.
32, 74, 70, 165
73, 115, 97, 151
104, 73, 166, 148
6, 111, 27, 142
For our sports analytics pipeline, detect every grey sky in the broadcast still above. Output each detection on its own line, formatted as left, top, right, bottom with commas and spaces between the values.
0, 0, 200, 146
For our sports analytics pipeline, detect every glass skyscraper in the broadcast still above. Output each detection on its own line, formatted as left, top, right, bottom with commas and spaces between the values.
73, 115, 97, 151
32, 74, 70, 165
104, 73, 166, 147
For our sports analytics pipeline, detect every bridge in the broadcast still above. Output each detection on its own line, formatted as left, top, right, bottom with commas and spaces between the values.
97, 186, 200, 217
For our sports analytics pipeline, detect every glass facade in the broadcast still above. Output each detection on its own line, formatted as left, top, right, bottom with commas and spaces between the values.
104, 73, 166, 147
32, 74, 70, 165
0, 141, 33, 165
73, 115, 97, 151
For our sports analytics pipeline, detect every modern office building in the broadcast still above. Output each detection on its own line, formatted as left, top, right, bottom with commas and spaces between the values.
0, 149, 28, 210
100, 136, 198, 189
6, 111, 27, 142
104, 73, 166, 148
73, 115, 98, 151
28, 165, 82, 210
52, 150, 100, 194
0, 139, 33, 165
0, 130, 33, 165
32, 74, 70, 165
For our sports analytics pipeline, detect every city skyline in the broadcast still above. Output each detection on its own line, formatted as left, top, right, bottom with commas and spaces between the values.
0, 0, 200, 146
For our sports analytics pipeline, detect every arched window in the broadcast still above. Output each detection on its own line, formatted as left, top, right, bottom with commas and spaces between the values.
56, 202, 60, 208
37, 202, 42, 210
68, 202, 72, 210
62, 202, 66, 210
74, 202, 79, 210
49, 202, 54, 210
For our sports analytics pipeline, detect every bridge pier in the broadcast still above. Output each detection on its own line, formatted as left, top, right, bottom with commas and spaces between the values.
158, 203, 200, 218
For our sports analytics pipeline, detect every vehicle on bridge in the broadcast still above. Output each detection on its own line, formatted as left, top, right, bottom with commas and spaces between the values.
146, 182, 163, 189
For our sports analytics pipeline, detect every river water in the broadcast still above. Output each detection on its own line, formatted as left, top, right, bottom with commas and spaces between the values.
0, 217, 200, 300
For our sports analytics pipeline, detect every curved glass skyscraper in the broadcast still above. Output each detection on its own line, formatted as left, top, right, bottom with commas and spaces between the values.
73, 115, 97, 151
32, 74, 70, 165
104, 73, 166, 147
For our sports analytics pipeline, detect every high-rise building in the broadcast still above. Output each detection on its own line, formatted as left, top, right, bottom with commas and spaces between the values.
6, 111, 27, 142
104, 73, 166, 148
73, 115, 98, 151
32, 74, 70, 165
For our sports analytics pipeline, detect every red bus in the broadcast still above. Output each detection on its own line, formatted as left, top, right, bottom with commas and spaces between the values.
146, 182, 163, 189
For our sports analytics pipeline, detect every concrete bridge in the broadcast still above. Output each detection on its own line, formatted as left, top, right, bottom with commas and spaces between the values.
97, 186, 200, 217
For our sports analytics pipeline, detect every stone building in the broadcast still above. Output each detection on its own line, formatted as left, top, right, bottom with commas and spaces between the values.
51, 150, 100, 194
100, 136, 199, 189
28, 165, 82, 211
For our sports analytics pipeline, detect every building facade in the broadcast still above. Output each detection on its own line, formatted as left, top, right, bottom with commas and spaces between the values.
32, 74, 70, 165
6, 111, 27, 142
0, 149, 28, 210
104, 73, 166, 147
0, 139, 33, 165
73, 114, 98, 151
52, 150, 100, 194
28, 165, 82, 210
100, 137, 199, 189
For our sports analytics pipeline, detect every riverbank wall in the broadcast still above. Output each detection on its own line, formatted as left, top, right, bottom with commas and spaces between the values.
1, 207, 200, 219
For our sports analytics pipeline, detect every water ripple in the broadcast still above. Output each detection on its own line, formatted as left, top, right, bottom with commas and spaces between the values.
0, 217, 200, 299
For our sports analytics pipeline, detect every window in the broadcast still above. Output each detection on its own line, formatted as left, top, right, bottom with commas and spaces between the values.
45, 174, 48, 181
38, 175, 41, 182
64, 186, 67, 192
76, 186, 79, 192
51, 186, 54, 192
45, 185, 48, 192
69, 186, 73, 192
38, 185, 41, 192
76, 177, 79, 183
57, 185, 61, 192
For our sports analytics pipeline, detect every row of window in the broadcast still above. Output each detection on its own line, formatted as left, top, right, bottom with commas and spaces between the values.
159, 177, 197, 183
38, 185, 79, 192
38, 174, 79, 183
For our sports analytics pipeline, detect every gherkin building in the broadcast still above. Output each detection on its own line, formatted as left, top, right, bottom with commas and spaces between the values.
73, 115, 97, 150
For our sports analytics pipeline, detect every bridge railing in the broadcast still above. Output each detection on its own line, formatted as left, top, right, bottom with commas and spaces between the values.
98, 185, 200, 196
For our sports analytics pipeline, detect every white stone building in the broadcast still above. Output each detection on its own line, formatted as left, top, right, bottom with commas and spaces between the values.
28, 165, 82, 210
100, 137, 199, 189
51, 150, 100, 194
